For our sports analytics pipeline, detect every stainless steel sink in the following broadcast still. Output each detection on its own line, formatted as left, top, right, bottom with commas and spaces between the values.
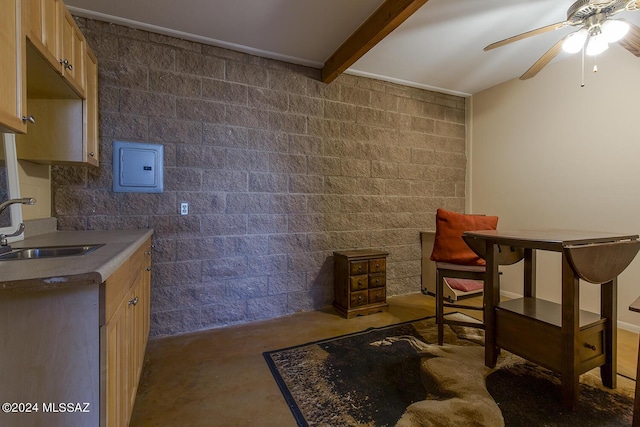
0, 244, 104, 260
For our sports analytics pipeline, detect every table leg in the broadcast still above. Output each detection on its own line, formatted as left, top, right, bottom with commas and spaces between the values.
523, 249, 536, 298
436, 268, 444, 346
484, 241, 499, 368
600, 278, 617, 388
633, 333, 640, 427
561, 254, 580, 410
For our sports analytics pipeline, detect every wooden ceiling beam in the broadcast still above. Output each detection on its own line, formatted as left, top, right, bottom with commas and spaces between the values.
321, 0, 430, 84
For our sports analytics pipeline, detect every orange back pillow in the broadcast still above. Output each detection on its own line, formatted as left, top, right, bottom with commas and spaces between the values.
430, 208, 498, 266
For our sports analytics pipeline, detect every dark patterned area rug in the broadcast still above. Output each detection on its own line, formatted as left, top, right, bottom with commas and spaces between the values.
263, 315, 634, 427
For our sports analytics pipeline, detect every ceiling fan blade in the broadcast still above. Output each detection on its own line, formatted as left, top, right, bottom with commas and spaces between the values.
617, 19, 640, 57
520, 38, 564, 80
484, 21, 568, 51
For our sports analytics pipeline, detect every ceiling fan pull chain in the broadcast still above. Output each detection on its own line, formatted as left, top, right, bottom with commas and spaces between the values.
581, 48, 585, 87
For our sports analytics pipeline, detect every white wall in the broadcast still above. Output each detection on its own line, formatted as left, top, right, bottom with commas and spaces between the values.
469, 46, 640, 330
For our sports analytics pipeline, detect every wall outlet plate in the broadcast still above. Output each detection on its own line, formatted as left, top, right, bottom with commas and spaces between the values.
180, 202, 189, 215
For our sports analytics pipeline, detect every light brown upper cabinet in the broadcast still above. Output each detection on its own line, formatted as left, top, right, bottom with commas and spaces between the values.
0, 0, 27, 134
24, 0, 86, 98
23, 0, 61, 72
84, 47, 99, 166
59, 6, 86, 97
13, 0, 99, 166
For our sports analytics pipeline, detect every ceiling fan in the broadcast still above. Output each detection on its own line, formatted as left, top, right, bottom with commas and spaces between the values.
484, 0, 640, 80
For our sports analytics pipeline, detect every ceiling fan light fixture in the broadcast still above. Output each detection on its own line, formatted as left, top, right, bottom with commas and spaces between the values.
586, 34, 609, 55
601, 19, 630, 42
562, 29, 589, 53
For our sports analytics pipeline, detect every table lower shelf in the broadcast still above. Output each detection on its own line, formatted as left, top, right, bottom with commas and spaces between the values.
495, 297, 607, 374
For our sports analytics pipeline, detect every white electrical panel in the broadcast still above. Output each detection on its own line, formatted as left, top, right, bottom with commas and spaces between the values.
113, 141, 164, 193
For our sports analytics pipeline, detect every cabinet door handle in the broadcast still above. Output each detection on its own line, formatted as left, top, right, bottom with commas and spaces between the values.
145, 267, 152, 271
89, 152, 95, 157
128, 296, 139, 306
584, 343, 597, 351
21, 115, 35, 124
144, 251, 152, 255
60, 59, 73, 71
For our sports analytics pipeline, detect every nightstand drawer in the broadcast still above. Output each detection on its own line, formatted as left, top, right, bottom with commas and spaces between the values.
350, 290, 369, 308
369, 273, 385, 288
369, 288, 385, 304
350, 261, 368, 275
350, 275, 368, 291
369, 258, 386, 273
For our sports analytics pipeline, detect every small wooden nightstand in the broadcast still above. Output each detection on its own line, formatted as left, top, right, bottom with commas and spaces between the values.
333, 250, 389, 319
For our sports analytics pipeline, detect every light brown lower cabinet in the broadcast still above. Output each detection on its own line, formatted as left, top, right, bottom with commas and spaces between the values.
0, 235, 152, 427
103, 237, 152, 427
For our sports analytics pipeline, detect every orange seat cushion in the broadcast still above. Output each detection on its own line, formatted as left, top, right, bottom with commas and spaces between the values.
430, 208, 498, 266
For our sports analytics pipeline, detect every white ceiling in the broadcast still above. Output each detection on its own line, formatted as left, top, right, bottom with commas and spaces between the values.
66, 0, 640, 96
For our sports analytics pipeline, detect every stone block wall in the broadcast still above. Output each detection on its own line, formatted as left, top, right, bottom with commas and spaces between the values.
52, 18, 467, 337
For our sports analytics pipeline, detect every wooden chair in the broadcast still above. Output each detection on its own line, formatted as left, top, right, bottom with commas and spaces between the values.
430, 209, 523, 345
435, 258, 485, 344
435, 234, 524, 344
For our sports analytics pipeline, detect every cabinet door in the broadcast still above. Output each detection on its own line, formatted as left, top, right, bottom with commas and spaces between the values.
127, 286, 140, 411
84, 47, 99, 166
59, 6, 86, 97
23, 0, 61, 70
142, 244, 152, 353
0, 0, 27, 133
128, 244, 152, 407
103, 238, 152, 426
105, 298, 130, 427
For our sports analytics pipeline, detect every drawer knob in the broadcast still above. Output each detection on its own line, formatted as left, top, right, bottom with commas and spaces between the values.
357, 265, 362, 271
584, 343, 597, 351
375, 279, 379, 284
358, 280, 362, 285
145, 267, 152, 271
376, 263, 379, 268
89, 152, 95, 157
128, 296, 139, 306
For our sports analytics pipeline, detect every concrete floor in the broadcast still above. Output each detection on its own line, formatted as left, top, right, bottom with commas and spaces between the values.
129, 293, 639, 426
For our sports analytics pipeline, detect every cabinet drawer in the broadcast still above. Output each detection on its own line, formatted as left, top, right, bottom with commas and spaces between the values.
369, 288, 386, 304
369, 272, 385, 288
350, 290, 368, 308
579, 325, 605, 366
350, 275, 368, 291
104, 243, 145, 324
349, 261, 368, 276
369, 258, 386, 273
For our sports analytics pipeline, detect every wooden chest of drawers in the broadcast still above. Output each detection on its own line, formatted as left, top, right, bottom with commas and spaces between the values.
333, 250, 389, 319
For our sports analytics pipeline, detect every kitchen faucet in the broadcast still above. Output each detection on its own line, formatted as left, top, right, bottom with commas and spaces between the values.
0, 198, 36, 250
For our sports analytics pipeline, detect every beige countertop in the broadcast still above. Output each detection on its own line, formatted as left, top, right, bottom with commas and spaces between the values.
0, 228, 153, 290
